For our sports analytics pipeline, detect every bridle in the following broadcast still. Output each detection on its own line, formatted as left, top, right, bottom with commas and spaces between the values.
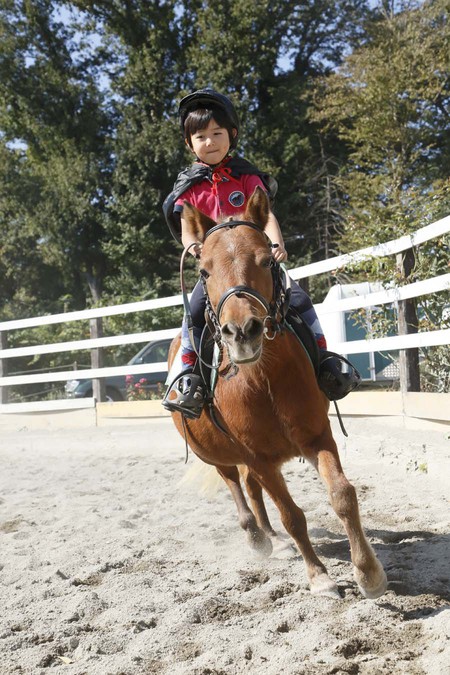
180, 219, 291, 368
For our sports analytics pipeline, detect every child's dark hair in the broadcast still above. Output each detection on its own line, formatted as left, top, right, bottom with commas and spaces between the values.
184, 106, 237, 148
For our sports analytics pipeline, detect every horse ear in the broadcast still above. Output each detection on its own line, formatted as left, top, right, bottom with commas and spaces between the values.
182, 201, 217, 243
244, 186, 270, 228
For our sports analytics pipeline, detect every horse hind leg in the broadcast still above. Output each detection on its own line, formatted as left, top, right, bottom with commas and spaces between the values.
240, 467, 297, 559
216, 465, 273, 558
315, 448, 387, 599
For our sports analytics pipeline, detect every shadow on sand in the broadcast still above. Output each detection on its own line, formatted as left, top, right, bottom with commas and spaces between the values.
310, 526, 450, 602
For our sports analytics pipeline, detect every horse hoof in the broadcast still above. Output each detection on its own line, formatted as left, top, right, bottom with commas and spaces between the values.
354, 563, 388, 599
310, 573, 341, 599
248, 529, 273, 558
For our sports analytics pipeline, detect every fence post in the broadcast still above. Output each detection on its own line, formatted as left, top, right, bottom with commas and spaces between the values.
396, 250, 420, 393
0, 331, 8, 404
90, 318, 106, 402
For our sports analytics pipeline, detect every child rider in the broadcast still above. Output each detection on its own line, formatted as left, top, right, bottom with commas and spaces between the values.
162, 88, 359, 418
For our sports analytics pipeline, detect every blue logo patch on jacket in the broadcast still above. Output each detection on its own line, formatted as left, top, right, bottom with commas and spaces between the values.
229, 191, 245, 208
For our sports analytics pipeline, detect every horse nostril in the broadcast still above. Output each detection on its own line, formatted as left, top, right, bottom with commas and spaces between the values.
222, 318, 263, 342
243, 317, 264, 340
221, 321, 238, 338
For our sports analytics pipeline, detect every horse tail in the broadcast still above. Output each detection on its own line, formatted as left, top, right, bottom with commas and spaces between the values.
178, 457, 223, 498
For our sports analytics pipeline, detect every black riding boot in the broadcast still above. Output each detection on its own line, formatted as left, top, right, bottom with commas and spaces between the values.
318, 351, 361, 401
162, 371, 207, 419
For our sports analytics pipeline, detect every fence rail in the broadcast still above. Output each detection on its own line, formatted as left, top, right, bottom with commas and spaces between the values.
289, 214, 450, 279
1, 214, 449, 404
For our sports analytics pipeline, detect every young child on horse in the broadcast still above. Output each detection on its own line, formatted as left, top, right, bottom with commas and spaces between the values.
162, 88, 359, 418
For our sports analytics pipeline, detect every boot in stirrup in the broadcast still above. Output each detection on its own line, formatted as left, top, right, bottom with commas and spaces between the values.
162, 371, 207, 419
318, 351, 361, 401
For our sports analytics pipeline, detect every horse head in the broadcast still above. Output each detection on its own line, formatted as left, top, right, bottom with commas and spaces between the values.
183, 187, 277, 365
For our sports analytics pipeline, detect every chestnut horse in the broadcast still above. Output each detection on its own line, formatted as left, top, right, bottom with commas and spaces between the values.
168, 187, 387, 599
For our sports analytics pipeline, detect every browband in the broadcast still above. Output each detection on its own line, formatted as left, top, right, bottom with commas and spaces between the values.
204, 220, 269, 242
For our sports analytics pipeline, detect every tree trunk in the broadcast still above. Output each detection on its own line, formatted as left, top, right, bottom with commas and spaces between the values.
396, 250, 420, 392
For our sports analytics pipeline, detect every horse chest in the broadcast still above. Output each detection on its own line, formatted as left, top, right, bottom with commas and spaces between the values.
214, 373, 293, 450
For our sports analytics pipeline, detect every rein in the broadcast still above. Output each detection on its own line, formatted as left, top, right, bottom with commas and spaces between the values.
179, 220, 350, 439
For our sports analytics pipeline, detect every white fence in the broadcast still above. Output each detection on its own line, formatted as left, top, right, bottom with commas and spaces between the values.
0, 215, 449, 409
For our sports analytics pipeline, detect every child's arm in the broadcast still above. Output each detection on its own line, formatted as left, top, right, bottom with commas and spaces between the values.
181, 216, 202, 258
264, 211, 288, 262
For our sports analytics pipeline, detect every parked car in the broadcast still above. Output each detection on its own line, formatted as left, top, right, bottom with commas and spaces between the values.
65, 339, 172, 401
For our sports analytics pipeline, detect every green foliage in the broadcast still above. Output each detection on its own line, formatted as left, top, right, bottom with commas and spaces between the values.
1, 0, 372, 318
311, 0, 449, 389
0, 0, 448, 393
311, 0, 449, 255
0, 0, 115, 309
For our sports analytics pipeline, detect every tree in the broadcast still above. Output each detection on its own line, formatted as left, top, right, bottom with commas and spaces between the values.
0, 0, 115, 311
0, 0, 374, 317
311, 0, 450, 390
0, 142, 66, 318
100, 0, 183, 303
312, 0, 449, 250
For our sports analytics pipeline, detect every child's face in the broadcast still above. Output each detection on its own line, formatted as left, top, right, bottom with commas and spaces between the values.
188, 118, 235, 165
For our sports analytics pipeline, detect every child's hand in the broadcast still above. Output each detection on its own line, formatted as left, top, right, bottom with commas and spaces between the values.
271, 243, 288, 262
191, 242, 203, 259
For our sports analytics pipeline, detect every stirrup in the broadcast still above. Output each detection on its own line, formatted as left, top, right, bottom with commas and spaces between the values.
162, 372, 207, 419
318, 351, 361, 401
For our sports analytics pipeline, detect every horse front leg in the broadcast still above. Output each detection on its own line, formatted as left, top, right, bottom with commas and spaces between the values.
240, 466, 297, 559
215, 465, 273, 558
314, 448, 387, 599
239, 465, 276, 536
248, 462, 340, 598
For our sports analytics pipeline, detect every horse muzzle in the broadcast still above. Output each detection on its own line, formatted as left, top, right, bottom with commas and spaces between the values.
220, 317, 264, 364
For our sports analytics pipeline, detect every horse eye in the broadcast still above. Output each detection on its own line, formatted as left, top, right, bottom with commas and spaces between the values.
200, 268, 210, 279
261, 258, 272, 268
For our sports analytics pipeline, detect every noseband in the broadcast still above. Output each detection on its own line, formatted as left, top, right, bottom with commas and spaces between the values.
200, 220, 290, 345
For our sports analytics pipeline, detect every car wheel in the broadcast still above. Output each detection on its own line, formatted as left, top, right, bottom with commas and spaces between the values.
105, 387, 124, 402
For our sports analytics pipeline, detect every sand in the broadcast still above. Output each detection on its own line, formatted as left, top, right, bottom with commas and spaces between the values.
0, 417, 449, 675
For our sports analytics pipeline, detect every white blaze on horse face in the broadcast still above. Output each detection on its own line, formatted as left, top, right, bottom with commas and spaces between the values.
221, 302, 265, 364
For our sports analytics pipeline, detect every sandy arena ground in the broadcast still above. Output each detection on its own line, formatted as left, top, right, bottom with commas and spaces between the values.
0, 416, 449, 675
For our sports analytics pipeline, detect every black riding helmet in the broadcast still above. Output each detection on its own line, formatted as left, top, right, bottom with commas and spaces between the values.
178, 88, 240, 150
